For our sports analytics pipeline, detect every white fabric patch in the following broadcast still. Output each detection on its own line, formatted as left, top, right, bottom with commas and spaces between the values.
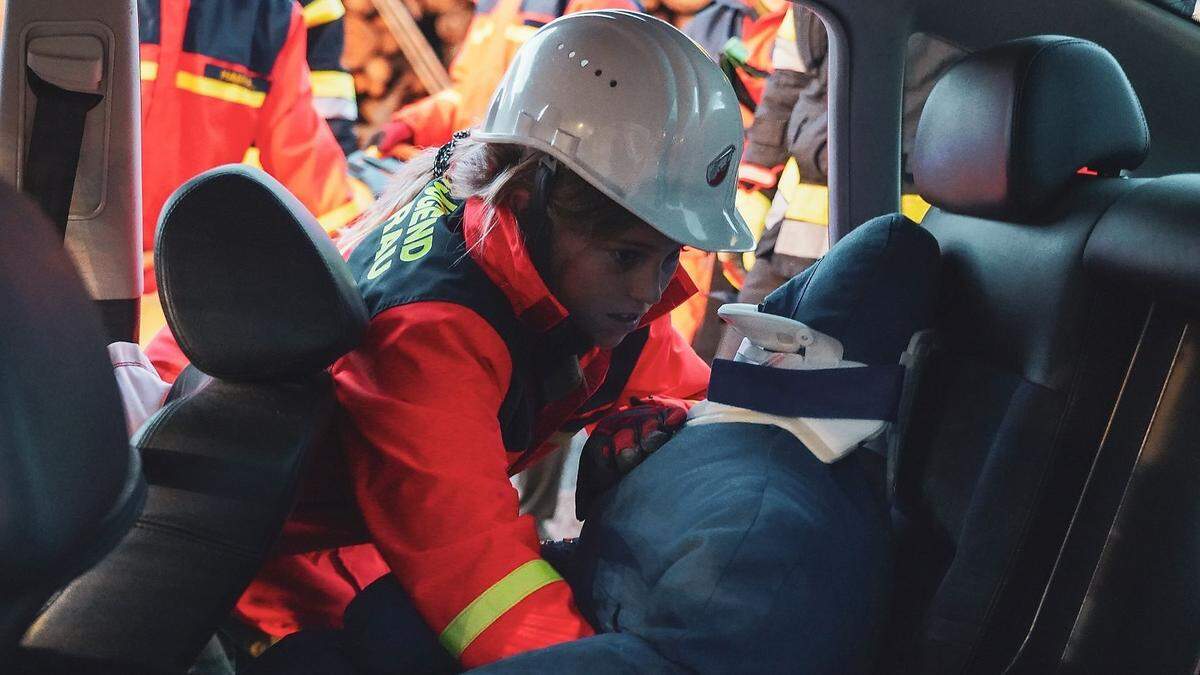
312, 97, 359, 121
108, 341, 171, 437
687, 400, 885, 464
775, 218, 830, 259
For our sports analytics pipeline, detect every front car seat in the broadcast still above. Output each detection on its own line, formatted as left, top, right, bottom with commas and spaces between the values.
0, 181, 145, 669
22, 166, 369, 672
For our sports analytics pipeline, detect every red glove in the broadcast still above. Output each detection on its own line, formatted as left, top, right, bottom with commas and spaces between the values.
575, 396, 690, 520
368, 120, 414, 155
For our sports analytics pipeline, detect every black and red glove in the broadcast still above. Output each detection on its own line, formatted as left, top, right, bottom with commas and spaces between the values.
575, 396, 690, 520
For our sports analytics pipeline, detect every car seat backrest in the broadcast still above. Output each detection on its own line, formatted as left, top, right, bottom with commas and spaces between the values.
22, 166, 369, 672
884, 36, 1153, 674
1005, 176, 1200, 673
0, 182, 144, 658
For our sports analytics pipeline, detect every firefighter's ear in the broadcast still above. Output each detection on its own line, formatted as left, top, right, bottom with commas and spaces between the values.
508, 187, 532, 214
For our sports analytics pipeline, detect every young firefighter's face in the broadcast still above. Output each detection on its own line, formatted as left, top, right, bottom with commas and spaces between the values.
547, 218, 682, 349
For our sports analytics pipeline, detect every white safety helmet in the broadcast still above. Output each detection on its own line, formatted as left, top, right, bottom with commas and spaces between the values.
473, 10, 755, 252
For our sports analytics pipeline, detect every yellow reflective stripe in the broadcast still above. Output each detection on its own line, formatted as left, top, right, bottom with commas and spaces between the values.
439, 560, 563, 658
310, 70, 356, 101
317, 193, 366, 235
242, 146, 262, 168
901, 193, 932, 223
784, 182, 830, 225
141, 61, 158, 81
175, 71, 266, 108
303, 0, 345, 27
775, 158, 929, 225
777, 5, 796, 41
735, 187, 772, 239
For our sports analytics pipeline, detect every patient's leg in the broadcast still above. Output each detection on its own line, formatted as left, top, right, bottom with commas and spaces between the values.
572, 422, 891, 675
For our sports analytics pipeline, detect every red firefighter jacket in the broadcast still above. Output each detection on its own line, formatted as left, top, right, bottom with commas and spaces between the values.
147, 181, 710, 667
138, 0, 352, 264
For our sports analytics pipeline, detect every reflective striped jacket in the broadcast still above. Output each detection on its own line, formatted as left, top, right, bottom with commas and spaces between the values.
138, 0, 352, 263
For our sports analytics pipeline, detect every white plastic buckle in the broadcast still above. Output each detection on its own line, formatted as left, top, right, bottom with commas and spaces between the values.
717, 303, 844, 367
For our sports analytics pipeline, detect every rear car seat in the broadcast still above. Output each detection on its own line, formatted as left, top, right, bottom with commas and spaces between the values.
884, 36, 1153, 673
21, 166, 369, 673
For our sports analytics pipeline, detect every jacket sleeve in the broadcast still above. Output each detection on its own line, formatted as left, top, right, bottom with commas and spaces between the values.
332, 301, 594, 668
301, 0, 360, 155
256, 4, 354, 218
613, 313, 711, 405
391, 89, 471, 149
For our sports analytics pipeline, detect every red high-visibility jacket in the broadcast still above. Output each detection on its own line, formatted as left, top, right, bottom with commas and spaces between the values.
138, 0, 352, 263
146, 187, 710, 667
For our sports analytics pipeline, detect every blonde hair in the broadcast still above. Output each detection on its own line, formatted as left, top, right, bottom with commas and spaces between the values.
339, 137, 646, 257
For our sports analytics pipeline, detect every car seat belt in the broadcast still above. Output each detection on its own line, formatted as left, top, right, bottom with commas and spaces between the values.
863, 329, 939, 506
23, 57, 104, 239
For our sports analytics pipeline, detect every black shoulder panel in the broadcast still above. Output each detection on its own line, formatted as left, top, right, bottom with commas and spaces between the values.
138, 0, 160, 44
183, 0, 294, 75
348, 181, 515, 331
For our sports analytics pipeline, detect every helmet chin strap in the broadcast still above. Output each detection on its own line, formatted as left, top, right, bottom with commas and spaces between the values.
523, 155, 559, 276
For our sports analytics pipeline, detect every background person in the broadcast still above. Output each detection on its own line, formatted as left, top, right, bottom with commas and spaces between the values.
137, 0, 355, 294
717, 6, 962, 358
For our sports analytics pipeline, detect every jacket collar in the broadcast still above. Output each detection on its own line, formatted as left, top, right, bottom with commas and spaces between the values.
461, 198, 698, 336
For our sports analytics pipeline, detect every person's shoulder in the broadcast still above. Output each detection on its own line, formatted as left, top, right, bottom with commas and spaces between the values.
349, 301, 515, 387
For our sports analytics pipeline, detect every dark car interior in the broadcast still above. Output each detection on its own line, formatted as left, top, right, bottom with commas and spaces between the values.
1, 0, 1198, 673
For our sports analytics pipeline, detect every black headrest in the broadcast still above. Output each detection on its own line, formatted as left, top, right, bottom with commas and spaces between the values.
0, 181, 138, 587
156, 166, 368, 381
913, 36, 1149, 221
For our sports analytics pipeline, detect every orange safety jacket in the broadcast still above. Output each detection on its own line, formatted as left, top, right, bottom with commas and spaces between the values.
146, 179, 710, 666
390, 0, 640, 149
138, 0, 352, 264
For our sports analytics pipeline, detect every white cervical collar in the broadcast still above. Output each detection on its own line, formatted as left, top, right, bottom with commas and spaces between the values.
689, 305, 889, 463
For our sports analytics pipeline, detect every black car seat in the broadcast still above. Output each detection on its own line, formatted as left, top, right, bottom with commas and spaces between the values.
1003, 175, 1200, 674
0, 181, 145, 668
883, 36, 1154, 673
22, 166, 369, 672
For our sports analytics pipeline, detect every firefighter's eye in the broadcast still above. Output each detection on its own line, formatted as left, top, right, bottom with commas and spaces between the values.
612, 249, 643, 270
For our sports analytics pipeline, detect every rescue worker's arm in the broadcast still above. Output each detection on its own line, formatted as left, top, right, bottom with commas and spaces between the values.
572, 314, 708, 517
737, 5, 807, 227
302, 0, 360, 156
256, 3, 354, 218
384, 0, 641, 151
386, 90, 469, 151
333, 302, 594, 668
